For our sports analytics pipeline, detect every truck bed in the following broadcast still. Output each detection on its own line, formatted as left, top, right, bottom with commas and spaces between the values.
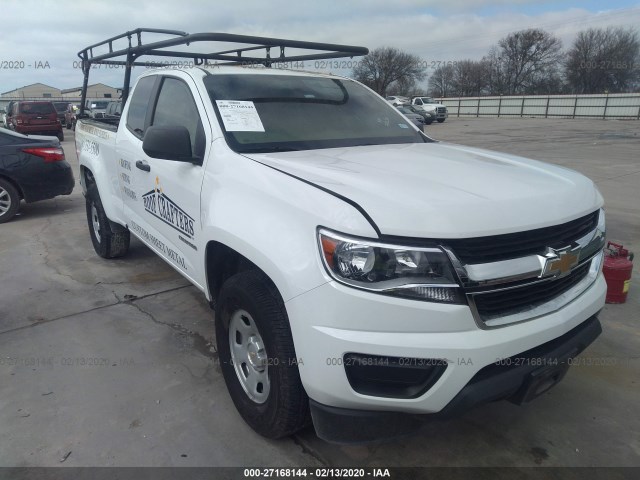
77, 116, 120, 133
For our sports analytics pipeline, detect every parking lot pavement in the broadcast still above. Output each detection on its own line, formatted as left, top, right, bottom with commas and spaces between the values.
0, 119, 638, 468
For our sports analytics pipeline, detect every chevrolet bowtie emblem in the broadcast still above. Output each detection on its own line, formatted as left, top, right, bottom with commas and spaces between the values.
542, 247, 579, 278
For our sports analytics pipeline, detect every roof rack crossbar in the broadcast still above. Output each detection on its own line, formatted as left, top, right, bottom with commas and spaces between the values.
80, 28, 188, 55
77, 29, 368, 112
136, 49, 361, 64
79, 31, 367, 63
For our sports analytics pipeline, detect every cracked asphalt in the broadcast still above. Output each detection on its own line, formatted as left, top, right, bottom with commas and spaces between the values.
0, 118, 638, 469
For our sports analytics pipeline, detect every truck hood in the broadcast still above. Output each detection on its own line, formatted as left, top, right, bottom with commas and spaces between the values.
419, 103, 445, 112
245, 142, 602, 239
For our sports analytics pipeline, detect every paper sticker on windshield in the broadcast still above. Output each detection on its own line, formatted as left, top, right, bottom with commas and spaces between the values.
215, 100, 265, 132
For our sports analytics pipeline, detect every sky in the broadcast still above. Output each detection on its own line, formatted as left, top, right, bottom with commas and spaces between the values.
1, 0, 639, 94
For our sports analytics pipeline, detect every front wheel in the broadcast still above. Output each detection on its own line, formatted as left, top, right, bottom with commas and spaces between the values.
437, 118, 445, 123
85, 184, 130, 258
216, 270, 310, 438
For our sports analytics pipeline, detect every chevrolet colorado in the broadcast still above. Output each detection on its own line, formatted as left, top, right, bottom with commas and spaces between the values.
75, 30, 606, 443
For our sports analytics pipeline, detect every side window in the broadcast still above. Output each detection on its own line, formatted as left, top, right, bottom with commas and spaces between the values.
152, 77, 205, 159
126, 76, 156, 139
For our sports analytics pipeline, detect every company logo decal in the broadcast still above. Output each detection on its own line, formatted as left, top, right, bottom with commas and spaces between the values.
541, 247, 579, 278
142, 177, 195, 239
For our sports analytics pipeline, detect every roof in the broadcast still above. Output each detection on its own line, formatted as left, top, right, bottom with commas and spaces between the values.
1, 82, 60, 95
60, 83, 118, 94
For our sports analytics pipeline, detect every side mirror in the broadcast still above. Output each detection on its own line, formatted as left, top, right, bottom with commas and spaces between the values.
143, 125, 198, 163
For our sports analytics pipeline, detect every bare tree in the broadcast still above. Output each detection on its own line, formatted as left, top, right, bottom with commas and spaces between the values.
485, 29, 563, 95
387, 76, 418, 96
452, 60, 489, 96
565, 27, 640, 93
427, 64, 455, 97
352, 47, 426, 96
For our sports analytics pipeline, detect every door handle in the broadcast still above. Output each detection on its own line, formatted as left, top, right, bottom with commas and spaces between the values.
136, 160, 151, 172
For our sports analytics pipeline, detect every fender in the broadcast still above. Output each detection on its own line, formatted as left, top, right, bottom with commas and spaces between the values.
76, 121, 127, 227
200, 139, 377, 303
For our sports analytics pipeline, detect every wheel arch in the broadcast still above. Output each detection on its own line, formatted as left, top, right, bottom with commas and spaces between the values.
0, 173, 24, 200
205, 240, 280, 308
80, 165, 96, 194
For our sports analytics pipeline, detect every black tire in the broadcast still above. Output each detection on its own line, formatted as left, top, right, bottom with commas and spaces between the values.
65, 121, 71, 130
426, 120, 433, 125
57, 130, 64, 141
437, 118, 445, 123
0, 178, 20, 224
216, 270, 310, 439
72, 120, 76, 131
86, 184, 130, 258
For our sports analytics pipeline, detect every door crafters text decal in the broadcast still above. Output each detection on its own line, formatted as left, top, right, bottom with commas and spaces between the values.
142, 177, 195, 239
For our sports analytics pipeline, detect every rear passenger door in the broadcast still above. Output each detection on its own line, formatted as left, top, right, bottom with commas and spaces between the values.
121, 74, 208, 289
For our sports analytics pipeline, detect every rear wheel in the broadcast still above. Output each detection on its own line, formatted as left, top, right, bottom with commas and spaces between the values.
216, 270, 310, 438
57, 130, 64, 141
86, 184, 129, 258
0, 179, 20, 224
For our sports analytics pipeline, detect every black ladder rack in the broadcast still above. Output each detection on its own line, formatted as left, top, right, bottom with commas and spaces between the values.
77, 28, 369, 112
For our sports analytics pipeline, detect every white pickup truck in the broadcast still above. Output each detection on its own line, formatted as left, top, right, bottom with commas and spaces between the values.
75, 30, 606, 443
412, 96, 448, 123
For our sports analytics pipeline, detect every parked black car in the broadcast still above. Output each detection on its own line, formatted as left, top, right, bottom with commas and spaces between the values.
398, 105, 434, 125
0, 128, 74, 223
53, 101, 71, 126
395, 106, 426, 128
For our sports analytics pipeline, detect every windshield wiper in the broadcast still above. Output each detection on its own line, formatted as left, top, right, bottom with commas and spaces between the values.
240, 146, 302, 153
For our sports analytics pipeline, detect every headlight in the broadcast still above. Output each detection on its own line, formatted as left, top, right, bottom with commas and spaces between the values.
318, 229, 465, 303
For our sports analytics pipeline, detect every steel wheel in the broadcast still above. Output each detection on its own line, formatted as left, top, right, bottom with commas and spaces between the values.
229, 309, 270, 404
85, 185, 130, 258
216, 270, 310, 438
91, 203, 101, 243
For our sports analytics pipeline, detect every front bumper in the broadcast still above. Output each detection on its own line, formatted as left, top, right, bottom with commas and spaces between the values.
309, 314, 601, 443
285, 272, 606, 436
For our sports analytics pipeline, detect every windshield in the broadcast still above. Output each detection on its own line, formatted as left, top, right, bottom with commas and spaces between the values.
19, 103, 55, 115
204, 74, 427, 153
53, 102, 69, 112
89, 101, 109, 109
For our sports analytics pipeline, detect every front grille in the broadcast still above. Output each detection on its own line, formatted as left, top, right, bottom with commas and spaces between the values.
473, 261, 591, 319
446, 210, 599, 264
437, 107, 446, 114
